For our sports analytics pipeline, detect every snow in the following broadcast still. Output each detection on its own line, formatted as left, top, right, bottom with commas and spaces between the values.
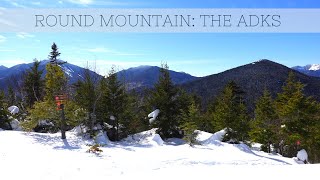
8, 105, 19, 115
123, 128, 163, 146
0, 129, 319, 179
309, 64, 320, 71
148, 109, 159, 124
198, 129, 226, 144
297, 149, 308, 162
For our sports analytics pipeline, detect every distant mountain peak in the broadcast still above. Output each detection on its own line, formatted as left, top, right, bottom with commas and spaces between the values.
0, 65, 8, 70
292, 64, 320, 77
308, 64, 320, 71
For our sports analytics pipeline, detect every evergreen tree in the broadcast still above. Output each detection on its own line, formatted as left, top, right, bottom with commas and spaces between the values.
22, 43, 79, 137
276, 71, 320, 160
98, 67, 128, 141
180, 101, 201, 146
74, 67, 102, 135
23, 59, 44, 108
212, 81, 250, 143
0, 90, 11, 129
44, 63, 67, 102
250, 89, 279, 153
7, 85, 16, 106
148, 63, 183, 139
49, 43, 61, 65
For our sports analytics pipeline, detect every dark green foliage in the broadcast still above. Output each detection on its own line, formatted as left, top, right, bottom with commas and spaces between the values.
211, 81, 250, 143
180, 101, 201, 146
23, 59, 44, 108
6, 85, 16, 106
0, 91, 11, 130
98, 67, 130, 141
148, 63, 186, 139
275, 72, 320, 162
74, 67, 102, 136
250, 89, 279, 153
48, 42, 61, 64
182, 60, 320, 114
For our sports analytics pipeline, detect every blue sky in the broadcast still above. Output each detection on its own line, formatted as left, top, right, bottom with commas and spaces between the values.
0, 0, 320, 77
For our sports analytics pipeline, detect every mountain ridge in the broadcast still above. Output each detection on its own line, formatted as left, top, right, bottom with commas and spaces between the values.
182, 59, 320, 113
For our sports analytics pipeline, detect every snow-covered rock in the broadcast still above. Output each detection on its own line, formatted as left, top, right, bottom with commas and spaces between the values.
150, 134, 163, 146
124, 128, 164, 146
297, 149, 308, 162
71, 125, 84, 135
197, 129, 226, 145
10, 119, 22, 131
8, 106, 19, 115
38, 120, 54, 126
148, 109, 160, 124
95, 131, 110, 146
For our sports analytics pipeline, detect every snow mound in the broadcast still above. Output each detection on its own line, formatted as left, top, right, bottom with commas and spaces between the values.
297, 149, 308, 162
148, 109, 159, 124
8, 106, 19, 115
197, 129, 226, 145
124, 128, 163, 146
95, 131, 110, 146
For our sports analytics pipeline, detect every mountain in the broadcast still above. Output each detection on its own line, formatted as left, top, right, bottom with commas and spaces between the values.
117, 65, 199, 90
0, 62, 199, 91
292, 64, 320, 77
182, 59, 320, 113
0, 60, 99, 90
0, 65, 7, 71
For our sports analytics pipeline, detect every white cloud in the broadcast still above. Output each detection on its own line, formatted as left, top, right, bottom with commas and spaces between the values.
16, 32, 35, 39
0, 35, 6, 43
10, 2, 26, 8
58, 1, 63, 4
68, 0, 94, 5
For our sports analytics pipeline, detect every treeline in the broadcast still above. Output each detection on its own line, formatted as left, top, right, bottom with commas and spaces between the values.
1, 43, 320, 163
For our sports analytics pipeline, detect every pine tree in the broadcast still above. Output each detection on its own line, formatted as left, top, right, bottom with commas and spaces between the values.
49, 43, 61, 65
275, 71, 320, 160
22, 43, 77, 138
98, 66, 128, 141
44, 63, 67, 102
250, 89, 278, 153
74, 66, 102, 135
23, 59, 44, 108
7, 85, 16, 106
0, 90, 11, 129
148, 63, 183, 139
212, 81, 249, 143
180, 101, 201, 146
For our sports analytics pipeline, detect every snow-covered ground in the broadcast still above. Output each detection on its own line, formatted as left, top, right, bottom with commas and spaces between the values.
0, 128, 319, 179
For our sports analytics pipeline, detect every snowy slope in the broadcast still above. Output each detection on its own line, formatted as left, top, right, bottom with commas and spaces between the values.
1, 129, 319, 179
